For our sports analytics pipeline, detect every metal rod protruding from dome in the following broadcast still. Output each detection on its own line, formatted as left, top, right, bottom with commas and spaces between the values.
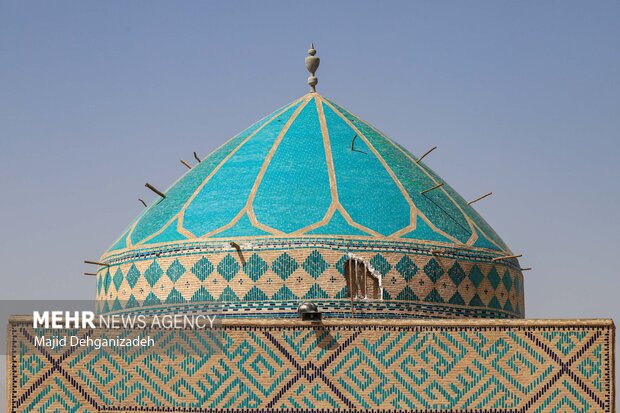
139, 198, 147, 207
180, 159, 192, 169
491, 254, 522, 262
84, 260, 109, 267
421, 183, 444, 195
467, 192, 493, 205
416, 146, 437, 164
84, 272, 97, 276
145, 183, 166, 199
520, 267, 532, 271
305, 43, 320, 93
194, 152, 201, 163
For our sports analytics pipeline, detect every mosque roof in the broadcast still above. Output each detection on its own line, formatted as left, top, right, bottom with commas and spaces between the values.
107, 91, 509, 254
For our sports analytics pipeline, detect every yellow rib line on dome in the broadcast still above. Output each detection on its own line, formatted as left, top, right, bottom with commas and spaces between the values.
201, 94, 313, 238
292, 97, 380, 237
390, 223, 417, 238
132, 96, 306, 245
322, 99, 463, 245
359, 121, 500, 249
329, 100, 508, 252
124, 220, 140, 249
127, 124, 255, 245
320, 98, 415, 223
361, 122, 507, 251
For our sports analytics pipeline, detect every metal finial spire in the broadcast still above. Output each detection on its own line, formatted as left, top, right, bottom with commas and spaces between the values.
305, 43, 320, 93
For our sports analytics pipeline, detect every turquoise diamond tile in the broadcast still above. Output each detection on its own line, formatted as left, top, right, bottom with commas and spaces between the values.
423, 258, 443, 283
125, 294, 140, 309
144, 260, 164, 287
302, 250, 328, 278
97, 274, 102, 295
217, 254, 240, 281
243, 254, 268, 282
244, 286, 270, 301
469, 293, 484, 307
112, 268, 124, 290
304, 284, 328, 299
126, 264, 140, 288
271, 253, 299, 280
514, 275, 521, 293
220, 286, 240, 301
449, 291, 465, 305
272, 284, 298, 300
165, 287, 185, 303
469, 265, 484, 287
166, 259, 186, 282
103, 270, 111, 293
335, 254, 348, 275
395, 255, 418, 282
192, 286, 214, 301
448, 262, 466, 286
424, 288, 444, 303
370, 254, 392, 275
487, 267, 501, 289
191, 257, 214, 281
396, 285, 418, 300
488, 296, 502, 310
502, 269, 513, 292
144, 292, 161, 305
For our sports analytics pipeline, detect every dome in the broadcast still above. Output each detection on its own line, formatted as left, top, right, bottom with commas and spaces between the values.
96, 50, 524, 319
111, 94, 509, 252
98, 93, 524, 319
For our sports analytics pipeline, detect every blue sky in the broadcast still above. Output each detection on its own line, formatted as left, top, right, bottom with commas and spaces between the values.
0, 0, 618, 322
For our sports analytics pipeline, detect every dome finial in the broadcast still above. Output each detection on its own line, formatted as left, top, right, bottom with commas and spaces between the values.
305, 43, 320, 93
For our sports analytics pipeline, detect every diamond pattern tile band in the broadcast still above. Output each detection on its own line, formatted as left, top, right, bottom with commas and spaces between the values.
97, 241, 524, 319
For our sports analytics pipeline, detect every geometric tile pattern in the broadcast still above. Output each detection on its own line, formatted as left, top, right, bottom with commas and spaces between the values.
8, 318, 613, 412
96, 244, 525, 318
109, 94, 512, 254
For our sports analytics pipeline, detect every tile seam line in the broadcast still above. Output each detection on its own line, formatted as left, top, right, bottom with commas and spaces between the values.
132, 96, 306, 246
180, 96, 308, 238
201, 95, 313, 238
350, 106, 507, 252
322, 99, 462, 245
323, 97, 488, 249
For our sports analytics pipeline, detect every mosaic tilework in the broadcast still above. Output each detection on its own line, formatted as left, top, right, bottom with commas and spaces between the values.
108, 94, 511, 253
8, 318, 613, 412
96, 244, 525, 318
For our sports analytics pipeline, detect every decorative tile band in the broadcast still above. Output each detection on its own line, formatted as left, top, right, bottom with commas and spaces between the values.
96, 247, 524, 319
7, 318, 613, 412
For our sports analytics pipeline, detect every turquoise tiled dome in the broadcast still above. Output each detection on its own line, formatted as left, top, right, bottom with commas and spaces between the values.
108, 93, 509, 252
99, 92, 524, 319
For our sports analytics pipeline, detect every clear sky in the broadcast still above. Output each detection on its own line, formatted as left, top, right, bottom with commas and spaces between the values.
1, 1, 618, 320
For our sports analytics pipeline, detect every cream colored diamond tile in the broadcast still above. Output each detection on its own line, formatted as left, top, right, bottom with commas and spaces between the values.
495, 283, 509, 307
457, 277, 476, 305
316, 270, 346, 298
174, 271, 202, 301
229, 272, 254, 300
410, 273, 433, 301
256, 271, 284, 299
287, 270, 315, 298
477, 278, 494, 306
131, 276, 150, 302
435, 273, 457, 302
205, 272, 227, 300
153, 277, 173, 302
